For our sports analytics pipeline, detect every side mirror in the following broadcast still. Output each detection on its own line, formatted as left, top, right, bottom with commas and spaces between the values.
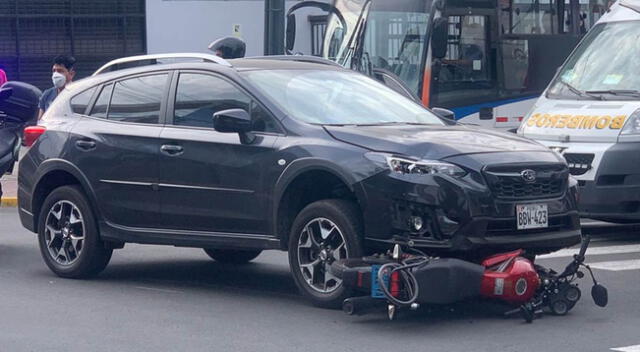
431, 17, 449, 59
285, 14, 297, 54
213, 108, 252, 134
432, 107, 455, 121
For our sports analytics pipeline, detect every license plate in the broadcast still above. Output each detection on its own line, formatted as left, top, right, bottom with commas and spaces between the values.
516, 204, 548, 230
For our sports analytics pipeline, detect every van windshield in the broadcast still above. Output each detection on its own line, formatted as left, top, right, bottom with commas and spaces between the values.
547, 21, 640, 100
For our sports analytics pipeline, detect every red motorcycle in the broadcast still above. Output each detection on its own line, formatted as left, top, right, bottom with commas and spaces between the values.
334, 235, 608, 322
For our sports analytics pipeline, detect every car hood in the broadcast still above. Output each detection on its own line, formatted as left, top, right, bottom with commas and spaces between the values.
324, 124, 550, 160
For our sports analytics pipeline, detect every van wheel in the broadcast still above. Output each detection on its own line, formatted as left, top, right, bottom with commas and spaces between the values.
288, 199, 363, 309
37, 185, 112, 278
203, 249, 262, 264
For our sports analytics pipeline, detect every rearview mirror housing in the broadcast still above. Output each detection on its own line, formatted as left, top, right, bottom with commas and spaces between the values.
213, 108, 252, 134
431, 17, 449, 59
285, 14, 297, 54
432, 107, 455, 121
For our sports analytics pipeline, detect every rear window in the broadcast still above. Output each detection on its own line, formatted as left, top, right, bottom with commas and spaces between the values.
90, 84, 113, 119
107, 74, 168, 124
70, 87, 97, 115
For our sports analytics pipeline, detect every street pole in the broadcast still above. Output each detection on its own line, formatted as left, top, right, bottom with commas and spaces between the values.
264, 0, 285, 55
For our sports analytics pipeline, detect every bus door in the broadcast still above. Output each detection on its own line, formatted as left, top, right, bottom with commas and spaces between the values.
429, 4, 499, 127
496, 0, 582, 130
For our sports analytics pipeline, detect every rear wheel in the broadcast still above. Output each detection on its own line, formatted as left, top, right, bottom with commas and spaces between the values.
288, 199, 363, 308
203, 249, 262, 264
37, 185, 112, 278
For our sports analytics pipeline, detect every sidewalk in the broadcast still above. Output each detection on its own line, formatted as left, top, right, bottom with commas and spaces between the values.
1, 149, 25, 207
1, 171, 18, 207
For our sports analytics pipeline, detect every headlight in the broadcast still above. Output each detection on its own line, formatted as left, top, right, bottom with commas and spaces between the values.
621, 108, 640, 135
366, 153, 467, 177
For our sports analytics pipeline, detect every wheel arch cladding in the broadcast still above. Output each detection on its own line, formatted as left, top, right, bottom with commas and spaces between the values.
32, 160, 100, 231
274, 164, 364, 250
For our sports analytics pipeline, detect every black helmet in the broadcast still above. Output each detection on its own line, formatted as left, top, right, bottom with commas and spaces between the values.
208, 37, 246, 59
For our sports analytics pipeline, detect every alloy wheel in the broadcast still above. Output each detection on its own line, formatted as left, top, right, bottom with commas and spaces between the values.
44, 200, 85, 266
297, 217, 348, 293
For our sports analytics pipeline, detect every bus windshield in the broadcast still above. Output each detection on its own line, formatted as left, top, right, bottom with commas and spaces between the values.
323, 0, 431, 96
548, 21, 640, 100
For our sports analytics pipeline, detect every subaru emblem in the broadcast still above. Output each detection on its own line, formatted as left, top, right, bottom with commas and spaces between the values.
521, 169, 537, 183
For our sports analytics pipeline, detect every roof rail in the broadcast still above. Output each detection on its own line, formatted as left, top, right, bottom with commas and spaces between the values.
620, 0, 640, 14
243, 55, 344, 68
92, 53, 232, 76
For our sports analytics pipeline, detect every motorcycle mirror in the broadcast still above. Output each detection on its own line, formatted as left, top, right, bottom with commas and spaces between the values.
591, 284, 608, 307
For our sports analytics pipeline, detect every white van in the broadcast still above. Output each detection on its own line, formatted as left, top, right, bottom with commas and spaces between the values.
518, 0, 640, 223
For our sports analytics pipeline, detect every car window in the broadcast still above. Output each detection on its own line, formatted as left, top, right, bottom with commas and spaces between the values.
90, 83, 113, 119
108, 74, 168, 124
174, 73, 280, 133
70, 87, 97, 115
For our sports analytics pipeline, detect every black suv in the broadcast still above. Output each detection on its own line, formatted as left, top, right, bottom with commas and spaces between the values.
18, 54, 580, 307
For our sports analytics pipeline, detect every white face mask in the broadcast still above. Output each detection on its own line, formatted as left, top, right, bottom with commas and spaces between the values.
52, 72, 66, 89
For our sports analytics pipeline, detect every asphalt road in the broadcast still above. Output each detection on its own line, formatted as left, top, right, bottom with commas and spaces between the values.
1, 208, 639, 352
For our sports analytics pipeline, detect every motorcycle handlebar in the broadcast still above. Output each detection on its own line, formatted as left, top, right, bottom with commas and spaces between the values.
578, 235, 591, 260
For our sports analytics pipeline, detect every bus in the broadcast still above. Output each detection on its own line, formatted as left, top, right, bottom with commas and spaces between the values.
286, 0, 609, 129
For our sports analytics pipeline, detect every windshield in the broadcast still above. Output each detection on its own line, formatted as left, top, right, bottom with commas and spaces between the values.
242, 70, 444, 126
548, 21, 640, 100
323, 0, 431, 96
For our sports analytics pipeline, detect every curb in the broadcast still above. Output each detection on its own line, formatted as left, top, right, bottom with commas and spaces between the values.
0, 197, 18, 207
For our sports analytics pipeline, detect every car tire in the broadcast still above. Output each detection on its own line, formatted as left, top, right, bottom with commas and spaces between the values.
203, 249, 262, 264
37, 185, 112, 279
288, 199, 363, 309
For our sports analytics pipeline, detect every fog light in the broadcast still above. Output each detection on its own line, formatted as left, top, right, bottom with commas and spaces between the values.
410, 216, 424, 231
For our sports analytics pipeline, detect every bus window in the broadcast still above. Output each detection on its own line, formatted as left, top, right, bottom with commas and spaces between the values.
431, 15, 497, 107
501, 39, 530, 91
502, 0, 561, 34
362, 11, 430, 96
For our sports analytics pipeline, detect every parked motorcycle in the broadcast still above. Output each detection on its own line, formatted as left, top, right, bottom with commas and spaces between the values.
0, 81, 41, 200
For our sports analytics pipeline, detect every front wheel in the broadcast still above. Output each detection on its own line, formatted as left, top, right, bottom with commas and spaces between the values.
288, 199, 363, 308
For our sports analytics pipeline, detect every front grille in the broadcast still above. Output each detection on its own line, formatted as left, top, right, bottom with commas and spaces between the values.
563, 153, 594, 176
492, 179, 563, 199
484, 164, 568, 200
486, 215, 573, 236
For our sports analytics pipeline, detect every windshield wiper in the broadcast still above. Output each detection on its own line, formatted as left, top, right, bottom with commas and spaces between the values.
557, 80, 604, 100
585, 89, 640, 98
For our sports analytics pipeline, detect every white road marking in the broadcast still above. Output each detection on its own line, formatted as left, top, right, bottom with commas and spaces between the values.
134, 286, 182, 294
611, 344, 640, 352
539, 244, 640, 259
589, 259, 640, 272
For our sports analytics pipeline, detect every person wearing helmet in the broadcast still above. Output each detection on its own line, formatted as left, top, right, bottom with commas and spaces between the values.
208, 37, 247, 59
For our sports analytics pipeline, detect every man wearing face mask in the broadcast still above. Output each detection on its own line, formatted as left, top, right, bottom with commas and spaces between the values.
38, 55, 76, 120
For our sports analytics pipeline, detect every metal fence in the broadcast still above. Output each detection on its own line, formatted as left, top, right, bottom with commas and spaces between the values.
0, 0, 146, 90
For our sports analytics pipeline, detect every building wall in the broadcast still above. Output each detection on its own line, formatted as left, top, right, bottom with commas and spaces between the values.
0, 0, 146, 90
146, 0, 327, 56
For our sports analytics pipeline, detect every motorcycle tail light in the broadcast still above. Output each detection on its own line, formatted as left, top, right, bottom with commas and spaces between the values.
23, 125, 46, 147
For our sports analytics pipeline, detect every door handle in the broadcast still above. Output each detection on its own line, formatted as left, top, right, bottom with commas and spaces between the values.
75, 139, 96, 151
161, 144, 184, 156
